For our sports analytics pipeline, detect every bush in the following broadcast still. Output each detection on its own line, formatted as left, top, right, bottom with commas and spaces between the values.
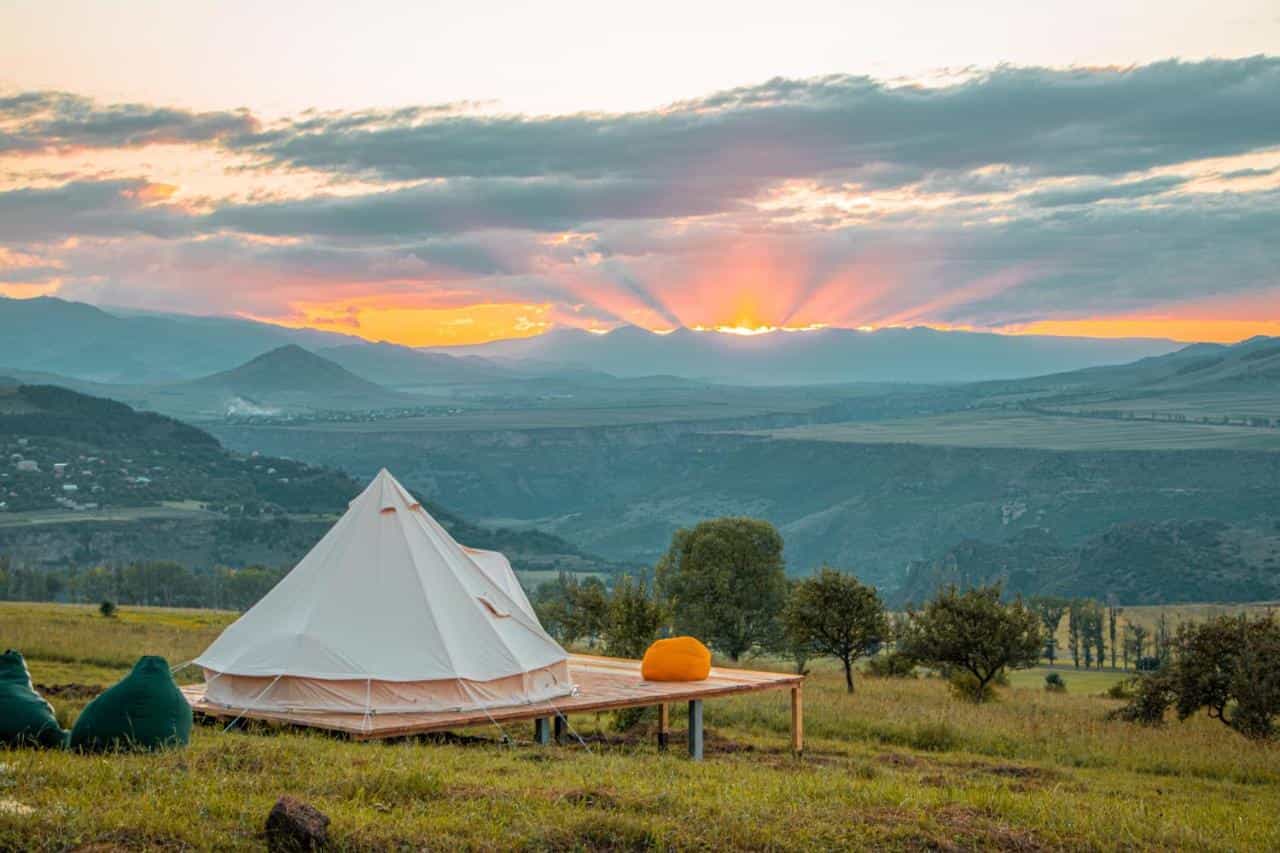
1109, 673, 1173, 726
1044, 672, 1067, 692
865, 651, 918, 679
949, 670, 1002, 703
98, 600, 117, 619
1105, 679, 1135, 700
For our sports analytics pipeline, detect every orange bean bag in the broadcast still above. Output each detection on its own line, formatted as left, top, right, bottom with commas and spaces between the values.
641, 637, 712, 682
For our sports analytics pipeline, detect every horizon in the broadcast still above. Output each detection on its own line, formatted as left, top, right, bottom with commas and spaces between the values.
2, 2, 1278, 347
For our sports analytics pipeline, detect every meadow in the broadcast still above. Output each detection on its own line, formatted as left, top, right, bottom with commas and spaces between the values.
2, 602, 1279, 851
750, 410, 1280, 452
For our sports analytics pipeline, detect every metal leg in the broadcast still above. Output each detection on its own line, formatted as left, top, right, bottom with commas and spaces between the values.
534, 717, 551, 746
687, 700, 703, 760
553, 713, 567, 745
657, 703, 670, 751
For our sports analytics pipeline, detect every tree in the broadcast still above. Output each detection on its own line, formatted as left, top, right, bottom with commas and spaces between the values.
603, 575, 664, 659
533, 572, 609, 647
1114, 614, 1280, 740
98, 599, 117, 618
655, 517, 787, 661
1107, 600, 1122, 669
1028, 596, 1068, 664
783, 568, 887, 692
1067, 600, 1083, 668
899, 585, 1043, 702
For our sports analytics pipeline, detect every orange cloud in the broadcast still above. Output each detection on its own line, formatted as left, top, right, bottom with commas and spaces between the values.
250, 298, 555, 346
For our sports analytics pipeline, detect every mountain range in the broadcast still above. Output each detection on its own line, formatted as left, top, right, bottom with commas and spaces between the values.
428, 324, 1182, 384
3, 295, 1184, 387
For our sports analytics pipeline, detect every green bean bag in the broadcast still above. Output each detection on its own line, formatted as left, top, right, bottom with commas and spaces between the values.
69, 656, 192, 752
0, 649, 66, 748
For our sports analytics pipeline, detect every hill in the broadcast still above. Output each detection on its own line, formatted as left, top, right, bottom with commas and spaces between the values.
318, 341, 512, 388
431, 324, 1181, 384
0, 382, 615, 577
153, 345, 415, 418
897, 521, 1280, 605
0, 296, 358, 383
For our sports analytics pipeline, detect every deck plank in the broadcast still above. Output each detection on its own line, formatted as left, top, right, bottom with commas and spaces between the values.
183, 654, 803, 741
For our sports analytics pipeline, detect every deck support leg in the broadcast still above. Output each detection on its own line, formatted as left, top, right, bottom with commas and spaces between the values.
687, 700, 703, 760
534, 717, 551, 746
790, 685, 804, 757
657, 703, 670, 751
553, 713, 567, 745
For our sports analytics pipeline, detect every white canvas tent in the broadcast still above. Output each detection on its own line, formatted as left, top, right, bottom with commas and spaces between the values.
195, 469, 573, 715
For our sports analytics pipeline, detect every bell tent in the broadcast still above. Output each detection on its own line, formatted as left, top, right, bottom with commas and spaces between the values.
196, 469, 573, 715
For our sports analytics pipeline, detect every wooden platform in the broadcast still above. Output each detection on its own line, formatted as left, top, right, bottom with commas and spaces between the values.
182, 654, 804, 758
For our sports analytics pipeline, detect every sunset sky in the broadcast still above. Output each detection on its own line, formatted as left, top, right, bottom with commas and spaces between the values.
2, 1, 1279, 345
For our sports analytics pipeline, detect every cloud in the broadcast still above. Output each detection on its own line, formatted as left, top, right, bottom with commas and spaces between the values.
237, 57, 1280, 191
0, 179, 193, 243
1022, 175, 1189, 207
0, 91, 257, 154
2, 58, 1279, 342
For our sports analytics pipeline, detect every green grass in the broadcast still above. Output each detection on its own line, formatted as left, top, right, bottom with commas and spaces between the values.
3, 602, 1279, 850
748, 409, 1280, 451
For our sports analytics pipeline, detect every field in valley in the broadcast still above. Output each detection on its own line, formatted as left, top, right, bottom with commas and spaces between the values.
2, 602, 1278, 851
748, 409, 1280, 452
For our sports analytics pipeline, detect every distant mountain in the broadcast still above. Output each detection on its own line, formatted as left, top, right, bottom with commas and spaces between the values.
0, 296, 358, 383
318, 341, 512, 387
166, 345, 412, 417
429, 325, 1182, 384
976, 335, 1280, 399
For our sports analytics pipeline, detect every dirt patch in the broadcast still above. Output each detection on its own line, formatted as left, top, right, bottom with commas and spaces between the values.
931, 805, 1048, 852
35, 683, 102, 700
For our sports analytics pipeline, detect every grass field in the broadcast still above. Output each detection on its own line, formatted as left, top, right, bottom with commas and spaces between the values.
748, 409, 1280, 452
3, 602, 1279, 850
1052, 391, 1280, 422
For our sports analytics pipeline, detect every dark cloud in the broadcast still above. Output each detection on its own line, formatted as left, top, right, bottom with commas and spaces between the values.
237, 57, 1280, 192
0, 91, 256, 154
204, 175, 755, 237
0, 179, 192, 243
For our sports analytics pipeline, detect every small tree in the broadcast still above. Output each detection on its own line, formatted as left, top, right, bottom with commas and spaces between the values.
655, 517, 788, 661
899, 585, 1042, 702
783, 568, 887, 693
603, 575, 664, 659
1028, 596, 1068, 664
98, 599, 117, 619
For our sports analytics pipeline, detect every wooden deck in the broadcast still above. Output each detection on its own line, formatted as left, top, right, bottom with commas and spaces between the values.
182, 654, 805, 757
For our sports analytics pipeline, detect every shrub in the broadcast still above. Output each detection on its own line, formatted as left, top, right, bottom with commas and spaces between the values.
98, 600, 117, 619
865, 651, 918, 679
1044, 672, 1067, 692
1110, 673, 1173, 726
1105, 679, 1135, 700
